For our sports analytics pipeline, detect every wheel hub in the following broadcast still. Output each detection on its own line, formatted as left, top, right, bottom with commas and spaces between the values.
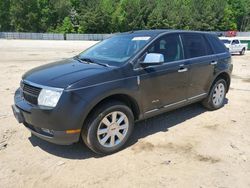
97, 111, 129, 148
109, 123, 118, 132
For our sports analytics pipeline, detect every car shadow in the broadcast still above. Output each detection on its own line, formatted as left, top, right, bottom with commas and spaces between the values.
28, 99, 228, 159
231, 53, 242, 56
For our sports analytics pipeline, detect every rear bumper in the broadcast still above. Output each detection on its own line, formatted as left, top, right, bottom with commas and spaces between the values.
12, 88, 82, 145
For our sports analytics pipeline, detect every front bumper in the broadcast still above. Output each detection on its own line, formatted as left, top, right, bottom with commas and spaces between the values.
12, 88, 81, 145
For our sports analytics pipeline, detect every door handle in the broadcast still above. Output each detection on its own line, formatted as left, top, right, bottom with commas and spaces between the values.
210, 61, 218, 65
178, 67, 188, 73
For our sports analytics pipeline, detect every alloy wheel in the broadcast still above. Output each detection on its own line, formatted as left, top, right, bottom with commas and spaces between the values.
212, 83, 225, 107
97, 111, 129, 148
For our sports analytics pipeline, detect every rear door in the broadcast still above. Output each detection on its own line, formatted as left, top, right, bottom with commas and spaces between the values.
180, 33, 216, 99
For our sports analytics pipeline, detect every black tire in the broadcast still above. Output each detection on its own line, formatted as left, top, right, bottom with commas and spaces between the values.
82, 100, 134, 155
202, 79, 227, 110
240, 48, 245, 55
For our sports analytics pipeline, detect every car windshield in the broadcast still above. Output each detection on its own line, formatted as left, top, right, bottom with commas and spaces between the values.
221, 39, 231, 44
78, 35, 151, 66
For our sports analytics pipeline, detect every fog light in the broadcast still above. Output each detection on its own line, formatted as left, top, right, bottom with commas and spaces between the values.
41, 128, 53, 135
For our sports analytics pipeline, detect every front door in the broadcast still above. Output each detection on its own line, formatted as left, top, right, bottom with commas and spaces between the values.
135, 34, 189, 114
231, 40, 240, 52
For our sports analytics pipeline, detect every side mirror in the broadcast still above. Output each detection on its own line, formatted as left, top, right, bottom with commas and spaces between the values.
140, 53, 164, 67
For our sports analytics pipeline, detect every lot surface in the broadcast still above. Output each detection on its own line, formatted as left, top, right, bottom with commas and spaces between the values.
0, 39, 250, 188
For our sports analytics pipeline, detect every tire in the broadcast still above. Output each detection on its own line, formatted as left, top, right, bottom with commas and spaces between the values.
202, 79, 227, 110
82, 100, 134, 155
240, 48, 245, 55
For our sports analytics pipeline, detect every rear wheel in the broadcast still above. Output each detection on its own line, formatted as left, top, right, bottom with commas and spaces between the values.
240, 48, 245, 55
202, 79, 227, 110
82, 101, 134, 155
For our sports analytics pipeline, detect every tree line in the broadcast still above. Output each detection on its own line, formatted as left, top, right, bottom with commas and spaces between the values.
0, 0, 250, 34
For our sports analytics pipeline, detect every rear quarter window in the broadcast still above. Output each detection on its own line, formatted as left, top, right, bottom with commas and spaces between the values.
181, 33, 213, 59
206, 34, 227, 54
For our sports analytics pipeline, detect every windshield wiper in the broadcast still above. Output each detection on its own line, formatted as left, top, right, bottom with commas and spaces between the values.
74, 56, 94, 64
73, 56, 85, 63
74, 56, 111, 67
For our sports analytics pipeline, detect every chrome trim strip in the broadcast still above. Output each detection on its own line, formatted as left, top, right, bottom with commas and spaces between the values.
22, 80, 64, 92
145, 108, 159, 114
133, 52, 223, 71
145, 93, 207, 115
137, 76, 140, 85
188, 93, 207, 100
178, 68, 188, 73
22, 90, 38, 97
146, 99, 187, 114
164, 100, 187, 108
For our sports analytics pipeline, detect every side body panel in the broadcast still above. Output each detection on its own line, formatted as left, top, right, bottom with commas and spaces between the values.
136, 60, 188, 114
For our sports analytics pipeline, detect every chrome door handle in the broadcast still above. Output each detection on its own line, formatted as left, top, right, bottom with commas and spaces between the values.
211, 61, 218, 65
178, 68, 188, 73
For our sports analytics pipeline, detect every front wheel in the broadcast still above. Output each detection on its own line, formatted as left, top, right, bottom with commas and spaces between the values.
240, 48, 245, 55
202, 79, 227, 110
82, 101, 134, 155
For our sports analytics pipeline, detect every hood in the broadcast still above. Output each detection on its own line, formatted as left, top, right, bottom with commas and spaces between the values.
224, 43, 230, 48
22, 58, 113, 88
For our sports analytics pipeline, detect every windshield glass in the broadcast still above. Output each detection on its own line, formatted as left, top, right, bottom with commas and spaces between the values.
78, 35, 151, 66
221, 39, 231, 44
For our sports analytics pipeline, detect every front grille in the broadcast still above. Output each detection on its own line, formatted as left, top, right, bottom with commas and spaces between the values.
21, 82, 42, 105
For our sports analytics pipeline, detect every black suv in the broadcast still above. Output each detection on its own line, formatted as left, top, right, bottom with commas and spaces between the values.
12, 30, 233, 154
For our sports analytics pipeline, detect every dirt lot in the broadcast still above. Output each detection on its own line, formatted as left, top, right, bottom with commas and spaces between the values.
0, 39, 250, 188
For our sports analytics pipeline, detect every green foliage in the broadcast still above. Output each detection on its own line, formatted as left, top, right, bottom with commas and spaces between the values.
0, 0, 249, 33
0, 0, 11, 31
9, 0, 40, 32
54, 16, 75, 33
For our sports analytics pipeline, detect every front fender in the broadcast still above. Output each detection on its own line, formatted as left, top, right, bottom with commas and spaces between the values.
69, 75, 141, 128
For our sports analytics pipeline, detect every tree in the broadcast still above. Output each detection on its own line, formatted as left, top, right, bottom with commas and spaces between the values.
0, 0, 249, 33
9, 0, 40, 32
218, 5, 237, 31
55, 16, 75, 33
0, 0, 11, 31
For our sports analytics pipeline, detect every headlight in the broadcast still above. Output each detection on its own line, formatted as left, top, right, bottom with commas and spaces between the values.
38, 88, 63, 108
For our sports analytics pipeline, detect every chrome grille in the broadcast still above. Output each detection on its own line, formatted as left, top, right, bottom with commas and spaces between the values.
21, 82, 41, 105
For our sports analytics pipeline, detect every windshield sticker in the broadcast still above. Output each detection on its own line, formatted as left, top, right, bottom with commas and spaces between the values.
132, 36, 151, 41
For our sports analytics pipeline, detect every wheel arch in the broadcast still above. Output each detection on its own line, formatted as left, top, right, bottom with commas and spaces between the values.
212, 72, 231, 93
81, 93, 141, 128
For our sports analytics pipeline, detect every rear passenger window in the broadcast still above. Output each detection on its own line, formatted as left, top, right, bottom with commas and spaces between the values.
206, 34, 227, 54
181, 34, 212, 58
146, 34, 183, 63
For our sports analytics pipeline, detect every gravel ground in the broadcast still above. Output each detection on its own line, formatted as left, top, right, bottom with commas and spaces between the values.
0, 39, 250, 188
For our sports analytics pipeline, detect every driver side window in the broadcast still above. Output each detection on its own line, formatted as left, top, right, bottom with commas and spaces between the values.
146, 34, 183, 63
